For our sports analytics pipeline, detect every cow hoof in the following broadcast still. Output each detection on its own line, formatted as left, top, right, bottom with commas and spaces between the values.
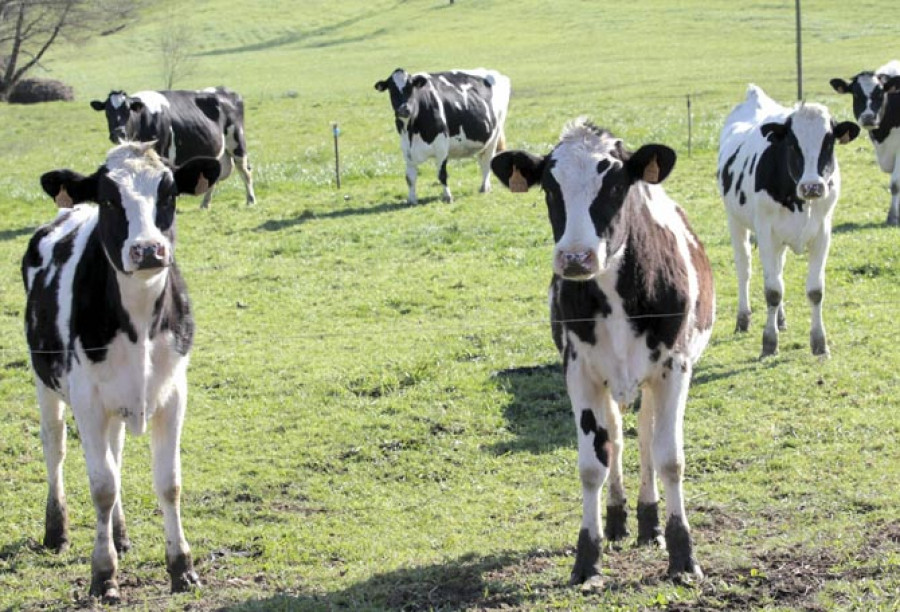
441, 195, 453, 203
569, 528, 602, 588
777, 312, 787, 331
90, 575, 120, 603
811, 340, 830, 358
735, 312, 751, 333
114, 536, 132, 557
42, 533, 70, 553
760, 332, 778, 358
575, 573, 604, 592
886, 215, 899, 227
668, 559, 704, 583
170, 569, 201, 593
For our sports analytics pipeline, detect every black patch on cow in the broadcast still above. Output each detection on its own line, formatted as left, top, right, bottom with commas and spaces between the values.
570, 527, 602, 586
616, 201, 688, 351
579, 409, 609, 467
739, 191, 746, 205
754, 134, 807, 213
719, 147, 740, 195
604, 504, 629, 541
636, 501, 662, 545
664, 515, 699, 577
552, 275, 612, 345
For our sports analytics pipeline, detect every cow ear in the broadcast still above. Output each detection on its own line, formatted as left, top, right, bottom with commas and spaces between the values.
883, 76, 900, 94
40, 170, 98, 208
627, 144, 676, 184
760, 121, 789, 141
412, 75, 428, 88
491, 150, 545, 192
834, 121, 861, 145
129, 100, 144, 113
829, 78, 851, 94
174, 158, 221, 196
90, 100, 106, 111
374, 80, 388, 92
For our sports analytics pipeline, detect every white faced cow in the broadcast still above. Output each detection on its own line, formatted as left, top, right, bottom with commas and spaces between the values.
22, 142, 220, 601
718, 85, 859, 358
491, 118, 715, 586
90, 87, 255, 209
830, 61, 900, 225
375, 68, 510, 204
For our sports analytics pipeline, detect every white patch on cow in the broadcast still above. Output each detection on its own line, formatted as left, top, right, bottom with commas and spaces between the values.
110, 93, 128, 109
791, 103, 833, 189
550, 121, 623, 274
131, 90, 170, 115
105, 144, 171, 275
876, 60, 900, 77
391, 70, 407, 92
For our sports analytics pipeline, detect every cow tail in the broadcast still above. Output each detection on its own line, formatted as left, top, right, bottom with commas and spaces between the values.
497, 128, 507, 152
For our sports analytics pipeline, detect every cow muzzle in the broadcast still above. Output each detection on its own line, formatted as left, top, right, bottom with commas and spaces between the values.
858, 112, 878, 130
798, 180, 827, 201
111, 128, 128, 144
555, 249, 598, 280
129, 241, 169, 270
395, 105, 411, 120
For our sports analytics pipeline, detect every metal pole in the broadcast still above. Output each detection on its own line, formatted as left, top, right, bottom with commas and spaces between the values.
332, 122, 341, 189
686, 94, 693, 158
795, 0, 803, 100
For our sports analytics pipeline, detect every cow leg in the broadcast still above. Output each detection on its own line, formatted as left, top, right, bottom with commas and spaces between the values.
477, 140, 498, 194
405, 160, 419, 205
636, 385, 664, 547
108, 421, 131, 556
652, 359, 702, 579
235, 155, 256, 206
806, 228, 831, 356
151, 378, 200, 593
604, 396, 628, 545
758, 232, 787, 358
567, 367, 610, 588
727, 216, 752, 332
887, 159, 900, 226
438, 157, 452, 202
71, 401, 121, 601
38, 383, 69, 552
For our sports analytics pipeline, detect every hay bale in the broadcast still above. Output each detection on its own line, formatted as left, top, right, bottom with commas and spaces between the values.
8, 78, 74, 104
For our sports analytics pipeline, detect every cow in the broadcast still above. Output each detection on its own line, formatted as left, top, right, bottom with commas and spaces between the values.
830, 61, 900, 225
90, 87, 255, 209
22, 142, 220, 601
374, 67, 510, 205
718, 85, 859, 358
491, 118, 715, 586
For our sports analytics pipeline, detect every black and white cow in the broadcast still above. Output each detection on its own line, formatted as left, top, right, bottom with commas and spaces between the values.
90, 87, 255, 208
830, 61, 900, 225
375, 68, 510, 204
491, 118, 715, 585
718, 85, 859, 357
22, 142, 220, 601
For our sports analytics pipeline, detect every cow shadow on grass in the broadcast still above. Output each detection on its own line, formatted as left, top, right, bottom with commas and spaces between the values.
488, 364, 572, 455
221, 548, 565, 611
832, 220, 887, 234
0, 225, 35, 242
255, 198, 432, 233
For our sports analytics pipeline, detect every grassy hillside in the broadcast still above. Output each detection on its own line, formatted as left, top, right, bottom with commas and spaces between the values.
1, 1, 898, 610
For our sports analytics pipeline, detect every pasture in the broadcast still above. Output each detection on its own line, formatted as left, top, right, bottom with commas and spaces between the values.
1, 0, 898, 609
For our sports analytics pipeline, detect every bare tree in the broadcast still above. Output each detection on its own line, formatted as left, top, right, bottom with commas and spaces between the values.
159, 18, 195, 90
0, 0, 140, 101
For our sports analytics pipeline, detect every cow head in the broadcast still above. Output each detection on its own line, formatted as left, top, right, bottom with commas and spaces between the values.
760, 103, 859, 201
40, 142, 220, 275
830, 72, 900, 130
374, 68, 429, 131
90, 91, 135, 144
491, 119, 676, 280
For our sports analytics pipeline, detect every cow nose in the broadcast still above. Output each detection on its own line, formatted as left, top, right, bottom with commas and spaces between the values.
799, 181, 826, 200
557, 250, 597, 279
858, 113, 877, 129
129, 242, 168, 269
395, 105, 411, 119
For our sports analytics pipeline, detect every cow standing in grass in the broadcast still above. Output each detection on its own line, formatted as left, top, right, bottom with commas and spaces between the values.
91, 87, 255, 208
22, 142, 220, 601
830, 61, 900, 225
491, 118, 714, 586
374, 67, 510, 204
718, 85, 859, 357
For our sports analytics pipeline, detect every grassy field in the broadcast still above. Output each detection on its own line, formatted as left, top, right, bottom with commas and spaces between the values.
1, 0, 899, 610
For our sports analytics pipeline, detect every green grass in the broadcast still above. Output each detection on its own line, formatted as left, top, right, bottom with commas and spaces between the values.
1, 0, 899, 609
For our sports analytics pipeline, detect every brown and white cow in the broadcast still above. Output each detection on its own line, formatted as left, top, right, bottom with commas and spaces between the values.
492, 118, 715, 586
22, 142, 219, 601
